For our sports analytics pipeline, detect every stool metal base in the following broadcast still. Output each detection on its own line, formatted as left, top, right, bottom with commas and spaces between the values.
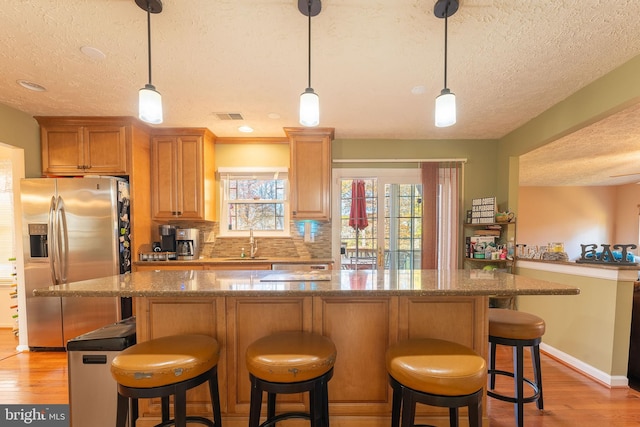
248, 368, 333, 427
488, 334, 544, 427
116, 365, 221, 427
389, 375, 482, 427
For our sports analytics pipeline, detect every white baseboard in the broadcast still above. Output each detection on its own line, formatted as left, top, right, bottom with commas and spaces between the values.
541, 343, 629, 388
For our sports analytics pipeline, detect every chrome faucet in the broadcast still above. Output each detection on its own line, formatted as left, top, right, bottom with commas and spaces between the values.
249, 228, 258, 258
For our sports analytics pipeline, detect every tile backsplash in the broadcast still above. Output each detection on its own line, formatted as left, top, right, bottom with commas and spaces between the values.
166, 221, 332, 259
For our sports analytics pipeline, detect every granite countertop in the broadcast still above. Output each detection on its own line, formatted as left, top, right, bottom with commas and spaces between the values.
33, 269, 580, 298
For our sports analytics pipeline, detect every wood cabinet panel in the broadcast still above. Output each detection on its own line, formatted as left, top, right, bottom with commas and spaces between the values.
41, 126, 83, 172
285, 127, 334, 220
226, 297, 312, 414
314, 297, 397, 415
151, 128, 215, 221
151, 136, 179, 218
82, 126, 127, 173
136, 297, 228, 418
38, 120, 128, 175
399, 296, 487, 352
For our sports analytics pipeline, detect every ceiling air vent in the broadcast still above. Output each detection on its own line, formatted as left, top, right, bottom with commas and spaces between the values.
214, 112, 244, 120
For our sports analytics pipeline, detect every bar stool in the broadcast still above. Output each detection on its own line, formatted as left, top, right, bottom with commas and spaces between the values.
488, 308, 545, 427
110, 334, 222, 427
386, 338, 487, 427
245, 331, 337, 427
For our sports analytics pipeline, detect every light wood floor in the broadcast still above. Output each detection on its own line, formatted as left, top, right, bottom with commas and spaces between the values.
2, 328, 640, 426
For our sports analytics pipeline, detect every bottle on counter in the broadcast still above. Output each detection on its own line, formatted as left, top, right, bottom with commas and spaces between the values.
241, 248, 246, 258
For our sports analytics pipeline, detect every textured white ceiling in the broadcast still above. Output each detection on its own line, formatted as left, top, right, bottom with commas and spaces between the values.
1, 0, 640, 185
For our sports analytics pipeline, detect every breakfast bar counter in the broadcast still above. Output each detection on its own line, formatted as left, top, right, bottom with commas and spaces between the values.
35, 269, 578, 427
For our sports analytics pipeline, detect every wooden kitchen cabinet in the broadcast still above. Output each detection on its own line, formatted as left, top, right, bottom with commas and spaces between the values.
285, 127, 334, 220
36, 117, 133, 175
151, 128, 215, 221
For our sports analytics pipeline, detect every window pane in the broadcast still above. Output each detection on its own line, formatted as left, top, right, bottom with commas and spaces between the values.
222, 173, 288, 233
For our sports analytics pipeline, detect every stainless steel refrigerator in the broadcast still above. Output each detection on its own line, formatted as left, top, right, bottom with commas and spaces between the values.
21, 177, 131, 349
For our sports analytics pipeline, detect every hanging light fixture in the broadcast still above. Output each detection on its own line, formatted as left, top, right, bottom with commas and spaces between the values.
299, 0, 321, 127
136, 0, 163, 124
434, 0, 459, 128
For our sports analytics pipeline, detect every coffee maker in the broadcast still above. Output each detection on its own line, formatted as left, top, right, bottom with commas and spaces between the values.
175, 228, 200, 260
159, 225, 176, 254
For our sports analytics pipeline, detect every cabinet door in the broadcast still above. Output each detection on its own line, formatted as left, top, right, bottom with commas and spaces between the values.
151, 136, 180, 219
287, 128, 333, 220
83, 126, 128, 174
41, 125, 84, 174
176, 135, 204, 219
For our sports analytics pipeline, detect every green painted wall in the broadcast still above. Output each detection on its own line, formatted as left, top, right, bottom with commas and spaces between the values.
332, 138, 501, 211
0, 103, 40, 178
516, 266, 634, 379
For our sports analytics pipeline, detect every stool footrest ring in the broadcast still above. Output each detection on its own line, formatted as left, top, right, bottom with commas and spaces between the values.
487, 369, 541, 404
155, 416, 215, 427
258, 412, 310, 427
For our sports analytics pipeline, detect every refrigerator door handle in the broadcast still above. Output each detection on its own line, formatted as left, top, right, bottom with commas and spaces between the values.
57, 196, 69, 283
48, 196, 59, 285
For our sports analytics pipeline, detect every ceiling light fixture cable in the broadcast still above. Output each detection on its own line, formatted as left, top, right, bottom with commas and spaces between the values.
434, 0, 458, 128
137, 0, 163, 124
299, 0, 321, 127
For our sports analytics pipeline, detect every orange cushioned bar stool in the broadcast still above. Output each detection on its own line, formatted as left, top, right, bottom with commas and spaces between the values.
386, 338, 487, 427
488, 308, 545, 427
246, 331, 337, 427
110, 334, 222, 427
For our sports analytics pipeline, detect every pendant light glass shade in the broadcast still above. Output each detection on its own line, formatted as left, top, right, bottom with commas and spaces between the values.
299, 0, 320, 127
299, 87, 319, 127
435, 88, 456, 127
137, 0, 163, 125
139, 83, 163, 124
433, 0, 458, 128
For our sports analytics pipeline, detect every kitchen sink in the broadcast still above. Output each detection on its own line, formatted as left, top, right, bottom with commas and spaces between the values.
222, 257, 271, 261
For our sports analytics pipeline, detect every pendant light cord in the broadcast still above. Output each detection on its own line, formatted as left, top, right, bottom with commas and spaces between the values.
443, 1, 449, 90
307, 0, 312, 89
146, 1, 153, 86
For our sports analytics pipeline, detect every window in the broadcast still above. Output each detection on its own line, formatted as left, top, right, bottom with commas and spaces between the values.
219, 167, 290, 237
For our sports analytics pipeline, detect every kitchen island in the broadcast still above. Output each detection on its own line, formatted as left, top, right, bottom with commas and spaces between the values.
35, 269, 579, 427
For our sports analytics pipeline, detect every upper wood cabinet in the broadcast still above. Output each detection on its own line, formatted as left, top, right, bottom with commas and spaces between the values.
151, 128, 215, 221
285, 127, 334, 220
36, 117, 134, 175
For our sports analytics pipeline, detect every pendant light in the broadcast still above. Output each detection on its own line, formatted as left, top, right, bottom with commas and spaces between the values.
434, 0, 458, 128
136, 0, 163, 124
299, 0, 321, 127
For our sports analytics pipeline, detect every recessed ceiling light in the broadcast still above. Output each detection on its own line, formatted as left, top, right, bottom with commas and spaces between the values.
17, 80, 46, 92
238, 125, 254, 133
80, 46, 106, 60
411, 85, 426, 95
267, 113, 281, 119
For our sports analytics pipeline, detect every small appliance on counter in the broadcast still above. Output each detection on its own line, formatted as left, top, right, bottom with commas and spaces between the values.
159, 224, 177, 253
176, 228, 200, 260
